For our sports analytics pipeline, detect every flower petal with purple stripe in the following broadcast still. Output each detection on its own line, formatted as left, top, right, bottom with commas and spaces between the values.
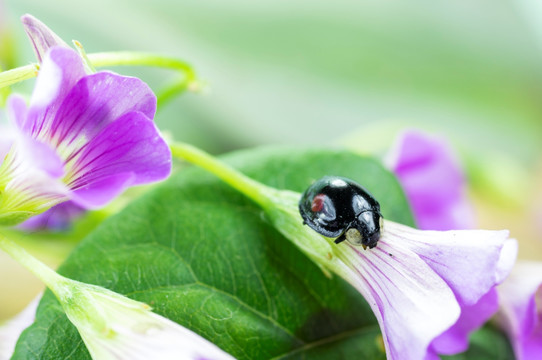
67, 111, 170, 208
384, 130, 517, 356
45, 70, 156, 150
0, 46, 171, 225
329, 220, 515, 360
19, 201, 86, 231
23, 48, 86, 135
20, 14, 69, 63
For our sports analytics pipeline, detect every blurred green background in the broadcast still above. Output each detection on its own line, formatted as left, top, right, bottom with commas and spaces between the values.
1, 0, 542, 320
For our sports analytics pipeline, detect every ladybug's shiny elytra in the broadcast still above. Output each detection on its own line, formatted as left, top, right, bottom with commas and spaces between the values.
299, 176, 382, 248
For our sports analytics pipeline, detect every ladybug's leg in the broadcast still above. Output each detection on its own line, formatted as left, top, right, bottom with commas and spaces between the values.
334, 233, 346, 244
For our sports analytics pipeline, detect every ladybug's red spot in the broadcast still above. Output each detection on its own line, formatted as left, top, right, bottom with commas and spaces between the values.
311, 194, 326, 212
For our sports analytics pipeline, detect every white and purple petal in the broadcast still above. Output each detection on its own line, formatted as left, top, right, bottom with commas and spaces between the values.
1, 97, 69, 216
6, 95, 64, 178
66, 111, 171, 208
386, 131, 518, 356
20, 14, 69, 63
1, 46, 171, 225
428, 239, 517, 355
334, 237, 460, 360
19, 201, 86, 231
430, 288, 498, 355
46, 70, 156, 155
332, 220, 514, 360
387, 222, 514, 305
22, 47, 86, 138
497, 261, 542, 360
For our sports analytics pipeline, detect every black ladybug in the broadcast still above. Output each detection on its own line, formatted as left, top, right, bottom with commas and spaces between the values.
299, 176, 382, 248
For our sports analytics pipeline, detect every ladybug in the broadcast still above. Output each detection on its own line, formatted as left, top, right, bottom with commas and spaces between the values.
299, 176, 382, 248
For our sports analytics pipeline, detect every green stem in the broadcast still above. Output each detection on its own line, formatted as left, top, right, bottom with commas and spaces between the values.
0, 64, 11, 106
0, 64, 39, 89
170, 142, 336, 276
86, 52, 197, 107
0, 234, 67, 297
170, 142, 276, 209
0, 51, 197, 108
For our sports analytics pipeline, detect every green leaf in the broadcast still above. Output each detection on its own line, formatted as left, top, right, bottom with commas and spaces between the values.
443, 326, 515, 360
11, 147, 508, 359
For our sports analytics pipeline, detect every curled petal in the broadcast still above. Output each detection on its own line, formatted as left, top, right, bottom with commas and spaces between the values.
332, 220, 514, 360
496, 238, 519, 284
387, 222, 513, 305
430, 288, 499, 355
497, 261, 542, 360
20, 14, 69, 63
23, 47, 86, 137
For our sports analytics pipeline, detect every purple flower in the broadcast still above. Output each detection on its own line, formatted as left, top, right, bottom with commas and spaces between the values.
330, 220, 516, 360
20, 14, 69, 63
386, 130, 474, 231
2, 116, 85, 231
18, 201, 86, 231
168, 142, 518, 360
0, 46, 171, 225
496, 261, 542, 360
428, 287, 500, 356
0, 279, 237, 360
385, 130, 510, 356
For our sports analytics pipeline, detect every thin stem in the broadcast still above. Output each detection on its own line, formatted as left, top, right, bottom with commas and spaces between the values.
0, 51, 197, 107
170, 142, 276, 209
0, 64, 10, 106
0, 63, 39, 89
87, 52, 197, 107
0, 233, 66, 295
73, 41, 97, 73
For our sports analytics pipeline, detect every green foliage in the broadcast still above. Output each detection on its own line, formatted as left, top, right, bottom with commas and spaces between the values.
12, 147, 511, 359
443, 326, 514, 360
7, 0, 542, 159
